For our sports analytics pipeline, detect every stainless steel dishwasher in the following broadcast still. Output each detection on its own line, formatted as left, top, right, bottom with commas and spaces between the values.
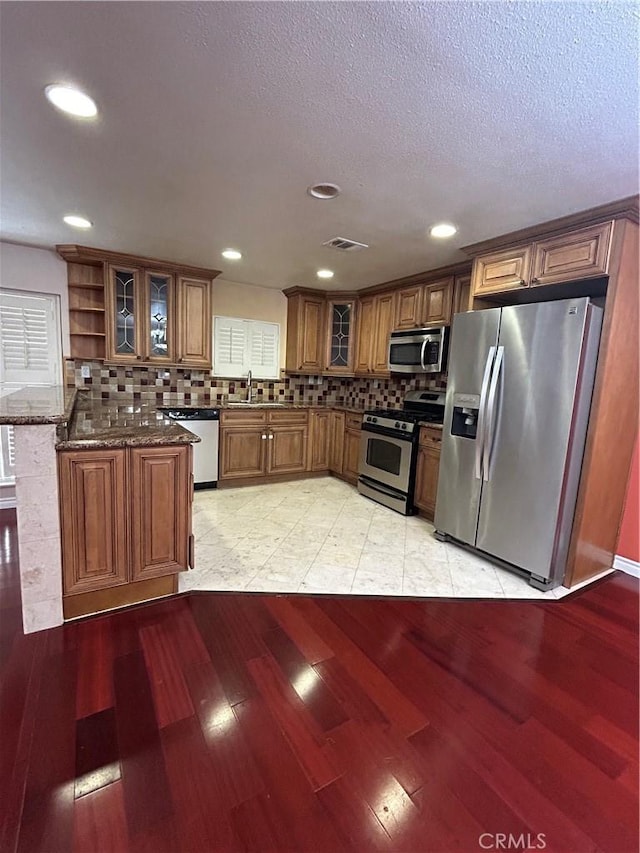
161, 408, 220, 489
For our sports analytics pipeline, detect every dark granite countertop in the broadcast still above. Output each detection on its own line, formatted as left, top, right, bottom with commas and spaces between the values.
56, 393, 201, 450
0, 385, 77, 425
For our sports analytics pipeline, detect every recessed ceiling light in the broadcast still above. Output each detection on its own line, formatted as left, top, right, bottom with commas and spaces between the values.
317, 269, 334, 279
63, 214, 93, 229
45, 85, 98, 118
222, 249, 242, 260
307, 183, 341, 200
430, 222, 458, 239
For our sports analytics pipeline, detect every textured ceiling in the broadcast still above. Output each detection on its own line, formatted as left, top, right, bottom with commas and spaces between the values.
0, 1, 638, 291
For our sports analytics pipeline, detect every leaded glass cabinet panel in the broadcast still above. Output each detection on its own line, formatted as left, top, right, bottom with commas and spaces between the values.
326, 299, 355, 373
145, 271, 174, 362
107, 265, 142, 362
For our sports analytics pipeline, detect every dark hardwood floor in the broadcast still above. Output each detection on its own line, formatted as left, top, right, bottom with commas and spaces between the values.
0, 507, 638, 853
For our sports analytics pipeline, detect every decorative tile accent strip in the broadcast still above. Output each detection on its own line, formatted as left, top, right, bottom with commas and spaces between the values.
64, 359, 446, 409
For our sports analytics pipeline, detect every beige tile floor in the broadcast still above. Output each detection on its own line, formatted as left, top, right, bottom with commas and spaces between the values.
180, 477, 613, 599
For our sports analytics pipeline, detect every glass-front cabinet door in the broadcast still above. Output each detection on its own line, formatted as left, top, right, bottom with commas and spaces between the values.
106, 265, 176, 363
106, 265, 143, 362
145, 270, 174, 363
326, 298, 356, 373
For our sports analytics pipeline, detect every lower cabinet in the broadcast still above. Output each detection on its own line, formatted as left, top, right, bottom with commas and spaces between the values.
219, 410, 309, 482
58, 444, 192, 598
309, 410, 331, 471
343, 428, 361, 484
414, 427, 442, 519
329, 410, 345, 474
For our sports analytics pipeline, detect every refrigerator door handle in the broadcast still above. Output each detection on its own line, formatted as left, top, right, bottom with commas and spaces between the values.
475, 346, 496, 479
420, 339, 428, 370
483, 345, 504, 481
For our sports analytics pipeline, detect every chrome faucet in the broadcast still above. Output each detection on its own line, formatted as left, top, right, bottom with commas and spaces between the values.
246, 369, 253, 403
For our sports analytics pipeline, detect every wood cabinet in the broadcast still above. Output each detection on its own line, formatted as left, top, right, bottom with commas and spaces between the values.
471, 246, 533, 297
354, 296, 376, 373
285, 290, 326, 372
531, 222, 613, 286
59, 449, 128, 595
356, 292, 395, 375
470, 221, 614, 298
343, 425, 362, 485
59, 444, 192, 597
414, 427, 442, 519
325, 298, 357, 373
130, 446, 190, 581
452, 274, 471, 317
309, 410, 330, 471
422, 278, 453, 326
57, 245, 219, 366
176, 277, 212, 367
395, 285, 423, 330
329, 410, 345, 474
219, 409, 309, 482
372, 292, 395, 373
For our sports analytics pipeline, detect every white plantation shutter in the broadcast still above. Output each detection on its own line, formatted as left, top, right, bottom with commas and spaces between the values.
0, 292, 62, 386
249, 324, 278, 375
213, 317, 279, 379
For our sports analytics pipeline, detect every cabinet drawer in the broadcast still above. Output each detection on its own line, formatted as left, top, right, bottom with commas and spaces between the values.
345, 413, 362, 431
268, 409, 308, 425
471, 246, 532, 296
531, 221, 613, 286
221, 409, 268, 425
419, 426, 443, 449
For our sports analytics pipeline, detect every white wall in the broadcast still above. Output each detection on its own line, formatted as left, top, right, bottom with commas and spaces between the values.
0, 241, 69, 356
213, 277, 287, 368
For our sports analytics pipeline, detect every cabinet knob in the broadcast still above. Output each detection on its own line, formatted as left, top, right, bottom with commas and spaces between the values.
530, 277, 539, 284
518, 279, 525, 286
178, 357, 184, 363
261, 434, 267, 440
268, 434, 274, 440
136, 355, 142, 360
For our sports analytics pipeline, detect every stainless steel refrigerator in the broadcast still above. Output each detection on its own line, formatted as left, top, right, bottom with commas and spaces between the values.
434, 297, 602, 590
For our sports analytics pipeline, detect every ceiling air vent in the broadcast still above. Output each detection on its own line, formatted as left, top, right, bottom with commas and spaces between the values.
322, 236, 369, 252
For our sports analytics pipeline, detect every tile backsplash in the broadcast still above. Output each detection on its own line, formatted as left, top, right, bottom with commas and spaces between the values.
64, 360, 446, 409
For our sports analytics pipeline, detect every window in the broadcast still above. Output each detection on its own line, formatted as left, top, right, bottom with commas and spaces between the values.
0, 290, 63, 386
0, 290, 63, 486
213, 317, 280, 379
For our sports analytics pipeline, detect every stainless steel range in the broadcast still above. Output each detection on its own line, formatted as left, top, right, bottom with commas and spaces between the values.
357, 391, 445, 515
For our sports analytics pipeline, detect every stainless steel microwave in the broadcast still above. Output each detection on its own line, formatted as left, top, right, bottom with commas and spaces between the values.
388, 326, 449, 374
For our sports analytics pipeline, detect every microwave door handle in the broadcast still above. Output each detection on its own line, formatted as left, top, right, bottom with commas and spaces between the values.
483, 346, 504, 481
420, 339, 428, 370
475, 346, 495, 480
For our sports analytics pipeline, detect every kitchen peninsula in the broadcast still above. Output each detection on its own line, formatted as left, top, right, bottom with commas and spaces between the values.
0, 387, 199, 632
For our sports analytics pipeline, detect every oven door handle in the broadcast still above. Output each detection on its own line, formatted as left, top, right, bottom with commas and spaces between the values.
420, 339, 428, 371
475, 346, 495, 480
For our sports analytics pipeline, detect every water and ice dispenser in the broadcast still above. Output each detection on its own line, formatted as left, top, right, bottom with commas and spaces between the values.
451, 392, 480, 439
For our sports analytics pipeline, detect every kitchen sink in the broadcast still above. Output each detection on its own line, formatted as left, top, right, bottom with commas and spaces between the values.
226, 402, 286, 408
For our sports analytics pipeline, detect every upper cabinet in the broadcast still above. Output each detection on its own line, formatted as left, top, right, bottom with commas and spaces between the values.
57, 245, 220, 368
175, 276, 211, 367
469, 221, 614, 298
422, 277, 453, 325
394, 284, 423, 330
326, 298, 356, 373
284, 288, 358, 374
530, 222, 613, 287
355, 291, 396, 375
285, 290, 326, 373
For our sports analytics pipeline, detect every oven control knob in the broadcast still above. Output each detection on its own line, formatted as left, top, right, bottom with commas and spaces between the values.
372, 417, 377, 423
395, 421, 400, 428
401, 423, 407, 429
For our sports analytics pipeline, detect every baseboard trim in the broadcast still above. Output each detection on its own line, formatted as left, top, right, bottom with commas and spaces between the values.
0, 497, 17, 509
613, 554, 640, 578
